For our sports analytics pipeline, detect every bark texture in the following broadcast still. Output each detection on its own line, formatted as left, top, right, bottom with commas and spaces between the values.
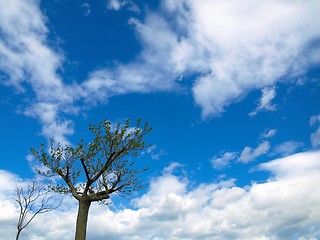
75, 200, 91, 240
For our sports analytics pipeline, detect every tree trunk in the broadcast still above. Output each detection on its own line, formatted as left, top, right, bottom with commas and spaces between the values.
75, 199, 91, 240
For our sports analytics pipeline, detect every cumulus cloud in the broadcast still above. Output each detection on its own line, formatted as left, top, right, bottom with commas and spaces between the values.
238, 141, 270, 164
0, 170, 21, 238
310, 114, 320, 147
0, 169, 65, 240
2, 151, 320, 239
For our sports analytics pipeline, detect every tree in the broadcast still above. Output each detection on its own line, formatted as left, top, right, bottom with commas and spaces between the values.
15, 180, 60, 240
31, 119, 152, 240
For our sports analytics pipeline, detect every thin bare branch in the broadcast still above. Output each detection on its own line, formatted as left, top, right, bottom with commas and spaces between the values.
14, 180, 61, 240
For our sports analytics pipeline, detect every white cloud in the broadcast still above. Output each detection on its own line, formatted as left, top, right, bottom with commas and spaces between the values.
1, 0, 320, 144
0, 0, 79, 143
210, 151, 238, 170
2, 151, 320, 239
151, 149, 168, 160
188, 0, 320, 117
0, 0, 70, 102
259, 151, 320, 178
238, 141, 270, 164
249, 87, 277, 116
143, 144, 168, 161
24, 102, 74, 145
82, 13, 183, 99
107, 0, 126, 10
92, 0, 319, 117
81, 3, 91, 17
260, 129, 277, 139
163, 162, 183, 175
311, 128, 320, 147
0, 170, 21, 239
258, 87, 277, 111
88, 0, 320, 120
271, 140, 304, 157
107, 0, 140, 12
102, 0, 320, 118
211, 129, 277, 169
310, 114, 320, 126
310, 114, 320, 147
0, 0, 114, 144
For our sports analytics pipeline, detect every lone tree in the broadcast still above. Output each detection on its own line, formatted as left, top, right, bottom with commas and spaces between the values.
15, 180, 60, 240
31, 119, 152, 240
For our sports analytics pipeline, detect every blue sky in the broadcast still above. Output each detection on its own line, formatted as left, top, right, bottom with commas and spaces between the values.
1, 0, 320, 239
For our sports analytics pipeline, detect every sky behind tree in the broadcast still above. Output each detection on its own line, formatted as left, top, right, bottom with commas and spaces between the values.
1, 0, 320, 239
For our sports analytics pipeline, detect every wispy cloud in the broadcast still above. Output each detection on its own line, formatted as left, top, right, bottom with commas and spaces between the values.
91, 0, 317, 120
310, 114, 320, 147
151, 1, 319, 117
163, 162, 184, 175
107, 0, 140, 13
1, 151, 320, 239
92, 0, 320, 118
151, 149, 167, 160
238, 141, 271, 164
1, 0, 320, 144
212, 129, 278, 169
260, 128, 277, 139
271, 140, 304, 157
0, 0, 78, 144
24, 103, 75, 145
142, 145, 168, 160
107, 0, 126, 10
81, 3, 91, 17
210, 151, 238, 170
249, 87, 277, 117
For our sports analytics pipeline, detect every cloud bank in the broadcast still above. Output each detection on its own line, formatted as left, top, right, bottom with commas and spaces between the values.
1, 151, 320, 239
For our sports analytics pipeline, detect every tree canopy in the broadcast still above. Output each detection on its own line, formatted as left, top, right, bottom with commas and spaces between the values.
30, 118, 152, 239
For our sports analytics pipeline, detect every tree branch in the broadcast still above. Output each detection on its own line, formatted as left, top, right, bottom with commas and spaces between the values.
80, 158, 91, 183
14, 181, 61, 238
58, 170, 80, 200
90, 150, 119, 184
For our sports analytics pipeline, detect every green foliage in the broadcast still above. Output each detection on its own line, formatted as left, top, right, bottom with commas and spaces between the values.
31, 119, 152, 202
